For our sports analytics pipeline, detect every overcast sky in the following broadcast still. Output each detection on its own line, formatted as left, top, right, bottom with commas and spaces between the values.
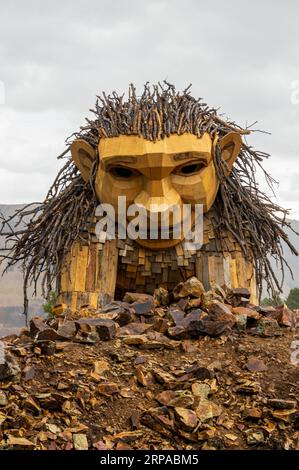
0, 0, 299, 217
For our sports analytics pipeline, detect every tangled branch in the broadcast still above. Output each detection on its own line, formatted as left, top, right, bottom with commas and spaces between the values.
0, 81, 297, 316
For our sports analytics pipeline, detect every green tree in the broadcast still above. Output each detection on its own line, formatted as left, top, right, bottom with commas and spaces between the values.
42, 290, 57, 317
286, 288, 299, 310
261, 291, 283, 307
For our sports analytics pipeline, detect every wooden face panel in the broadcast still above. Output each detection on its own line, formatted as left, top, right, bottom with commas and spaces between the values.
95, 133, 219, 249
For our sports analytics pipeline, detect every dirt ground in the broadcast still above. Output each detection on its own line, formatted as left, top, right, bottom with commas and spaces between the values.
1, 321, 299, 450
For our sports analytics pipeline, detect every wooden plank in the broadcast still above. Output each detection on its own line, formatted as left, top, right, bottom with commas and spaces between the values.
223, 256, 231, 288
214, 255, 225, 287
230, 258, 238, 288
70, 292, 78, 312
202, 254, 210, 290
85, 243, 97, 292
89, 292, 98, 308
208, 256, 216, 284
68, 243, 79, 292
96, 239, 118, 306
74, 245, 89, 292
235, 252, 244, 287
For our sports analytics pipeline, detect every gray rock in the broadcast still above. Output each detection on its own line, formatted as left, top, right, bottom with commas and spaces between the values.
0, 342, 21, 380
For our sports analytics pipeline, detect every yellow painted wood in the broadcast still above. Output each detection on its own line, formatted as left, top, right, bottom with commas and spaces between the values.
68, 243, 79, 292
96, 239, 118, 305
99, 133, 214, 159
74, 245, 89, 292
208, 256, 216, 284
70, 292, 78, 312
89, 292, 98, 308
230, 258, 238, 288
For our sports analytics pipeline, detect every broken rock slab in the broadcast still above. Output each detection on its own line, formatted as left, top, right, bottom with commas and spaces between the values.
173, 277, 205, 300
277, 304, 297, 328
75, 318, 117, 341
255, 318, 282, 337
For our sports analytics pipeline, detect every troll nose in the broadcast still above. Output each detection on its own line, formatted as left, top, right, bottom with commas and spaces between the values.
134, 178, 182, 220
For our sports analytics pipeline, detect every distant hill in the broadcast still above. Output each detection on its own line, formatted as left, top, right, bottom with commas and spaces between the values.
0, 204, 44, 335
0, 204, 299, 337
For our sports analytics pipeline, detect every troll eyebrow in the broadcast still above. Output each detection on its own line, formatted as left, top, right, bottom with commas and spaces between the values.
101, 156, 138, 166
173, 152, 209, 162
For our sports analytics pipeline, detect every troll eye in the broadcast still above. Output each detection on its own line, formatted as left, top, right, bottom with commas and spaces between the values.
175, 162, 205, 176
109, 166, 139, 179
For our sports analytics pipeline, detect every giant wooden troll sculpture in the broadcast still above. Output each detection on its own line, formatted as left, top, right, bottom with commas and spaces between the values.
1, 83, 297, 313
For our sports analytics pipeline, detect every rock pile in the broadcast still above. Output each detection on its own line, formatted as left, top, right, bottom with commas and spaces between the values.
0, 277, 298, 450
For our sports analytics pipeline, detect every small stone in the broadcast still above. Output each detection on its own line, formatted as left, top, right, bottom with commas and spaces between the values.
153, 369, 175, 384
115, 307, 135, 326
112, 430, 143, 443
98, 383, 119, 396
198, 429, 217, 440
100, 302, 135, 326
277, 304, 297, 328
75, 318, 116, 340
135, 366, 155, 387
123, 332, 175, 350
0, 345, 20, 380
187, 298, 202, 309
173, 277, 205, 300
185, 363, 214, 380
232, 287, 251, 298
73, 433, 89, 450
156, 390, 194, 408
0, 390, 8, 406
227, 288, 250, 307
35, 340, 56, 355
245, 429, 264, 445
46, 423, 62, 434
154, 287, 170, 307
208, 301, 235, 325
235, 379, 261, 394
225, 433, 238, 442
130, 410, 141, 429
191, 383, 210, 399
29, 317, 48, 337
233, 306, 261, 321
123, 292, 153, 304
6, 436, 35, 448
152, 317, 169, 334
134, 355, 147, 365
131, 299, 154, 316
267, 398, 297, 410
195, 399, 222, 422
256, 318, 282, 337
245, 357, 267, 372
22, 365, 36, 381
235, 314, 247, 330
36, 328, 68, 342
167, 309, 205, 339
245, 408, 263, 419
174, 407, 198, 430
57, 321, 77, 339
169, 309, 185, 327
117, 323, 152, 337
271, 409, 297, 422
94, 360, 109, 375
23, 397, 41, 415
191, 319, 232, 337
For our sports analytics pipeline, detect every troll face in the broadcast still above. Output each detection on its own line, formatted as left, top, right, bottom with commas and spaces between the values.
71, 131, 241, 249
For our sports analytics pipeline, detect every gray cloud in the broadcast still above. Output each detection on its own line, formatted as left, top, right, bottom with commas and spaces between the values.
0, 0, 299, 216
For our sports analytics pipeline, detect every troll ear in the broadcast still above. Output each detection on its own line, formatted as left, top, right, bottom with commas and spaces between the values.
219, 132, 242, 175
70, 139, 97, 182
